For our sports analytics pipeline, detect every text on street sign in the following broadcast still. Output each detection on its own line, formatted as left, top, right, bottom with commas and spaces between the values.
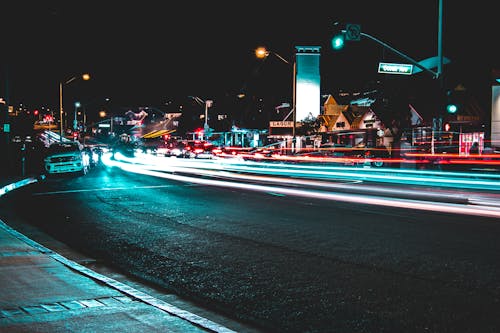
378, 62, 413, 75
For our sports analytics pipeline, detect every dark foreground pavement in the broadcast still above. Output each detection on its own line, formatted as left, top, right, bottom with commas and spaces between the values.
0, 176, 237, 333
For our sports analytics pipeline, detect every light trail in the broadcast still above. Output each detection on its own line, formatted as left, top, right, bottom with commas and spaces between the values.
107, 155, 471, 204
101, 154, 500, 218
108, 152, 500, 192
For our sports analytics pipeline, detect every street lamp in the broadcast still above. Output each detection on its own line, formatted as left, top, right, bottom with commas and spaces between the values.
74, 101, 81, 131
98, 110, 113, 134
255, 46, 297, 140
59, 73, 90, 142
75, 97, 110, 134
188, 96, 213, 137
255, 47, 291, 65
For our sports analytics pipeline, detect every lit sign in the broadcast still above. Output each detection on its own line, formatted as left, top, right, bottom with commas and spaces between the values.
378, 62, 413, 75
269, 121, 294, 128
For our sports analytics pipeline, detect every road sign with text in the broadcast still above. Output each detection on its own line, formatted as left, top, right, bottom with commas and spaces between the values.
378, 62, 413, 75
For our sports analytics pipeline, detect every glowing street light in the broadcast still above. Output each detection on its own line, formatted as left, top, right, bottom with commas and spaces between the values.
255, 46, 297, 138
59, 73, 90, 142
75, 97, 111, 135
255, 47, 290, 65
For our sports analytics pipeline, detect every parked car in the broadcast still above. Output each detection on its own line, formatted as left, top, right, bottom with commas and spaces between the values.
44, 141, 90, 176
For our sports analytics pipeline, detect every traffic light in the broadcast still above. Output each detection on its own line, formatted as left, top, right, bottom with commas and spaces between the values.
330, 23, 361, 51
331, 33, 345, 50
446, 103, 458, 114
444, 88, 464, 114
33, 109, 39, 117
330, 22, 345, 51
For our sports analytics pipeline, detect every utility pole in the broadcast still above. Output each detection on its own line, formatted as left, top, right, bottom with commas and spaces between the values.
2, 65, 11, 174
255, 47, 297, 150
436, 0, 445, 138
188, 96, 212, 138
437, 0, 444, 86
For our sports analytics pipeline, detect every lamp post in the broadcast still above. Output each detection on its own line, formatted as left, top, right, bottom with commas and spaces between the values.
99, 110, 114, 134
188, 96, 213, 138
59, 73, 90, 142
255, 46, 297, 144
204, 99, 213, 132
74, 101, 81, 131
76, 97, 110, 134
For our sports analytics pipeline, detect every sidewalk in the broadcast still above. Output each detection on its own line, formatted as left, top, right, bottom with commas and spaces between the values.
0, 178, 237, 333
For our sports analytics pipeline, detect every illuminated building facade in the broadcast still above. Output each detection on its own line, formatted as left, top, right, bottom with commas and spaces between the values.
295, 46, 321, 122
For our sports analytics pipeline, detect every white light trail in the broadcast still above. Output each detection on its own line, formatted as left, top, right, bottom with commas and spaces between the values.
109, 152, 500, 192
103, 156, 500, 219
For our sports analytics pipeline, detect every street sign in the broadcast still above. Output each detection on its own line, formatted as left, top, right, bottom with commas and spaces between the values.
345, 24, 361, 41
378, 62, 413, 75
269, 121, 293, 128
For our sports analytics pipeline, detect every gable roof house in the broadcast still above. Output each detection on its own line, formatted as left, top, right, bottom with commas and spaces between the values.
318, 94, 350, 132
343, 105, 383, 130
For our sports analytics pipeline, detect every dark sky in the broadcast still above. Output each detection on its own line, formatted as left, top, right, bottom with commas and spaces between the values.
2, 1, 498, 113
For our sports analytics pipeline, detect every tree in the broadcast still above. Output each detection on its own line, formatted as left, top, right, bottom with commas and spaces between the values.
296, 114, 321, 137
371, 87, 412, 157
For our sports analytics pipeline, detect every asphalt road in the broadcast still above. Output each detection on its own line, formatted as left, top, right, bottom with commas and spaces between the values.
1, 165, 500, 333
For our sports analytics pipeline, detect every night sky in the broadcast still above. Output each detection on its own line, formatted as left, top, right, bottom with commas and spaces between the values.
2, 1, 498, 114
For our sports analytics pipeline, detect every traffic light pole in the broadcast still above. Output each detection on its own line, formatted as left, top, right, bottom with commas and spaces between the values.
437, 0, 444, 87
346, 30, 440, 80
59, 82, 64, 142
2, 65, 10, 174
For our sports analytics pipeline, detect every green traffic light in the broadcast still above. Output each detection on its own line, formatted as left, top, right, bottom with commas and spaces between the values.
331, 33, 345, 50
446, 104, 458, 114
